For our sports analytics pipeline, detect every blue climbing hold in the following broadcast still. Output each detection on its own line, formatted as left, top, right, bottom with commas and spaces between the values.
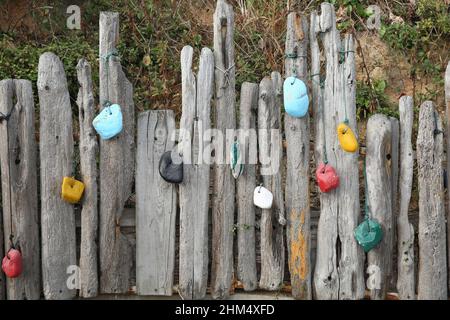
93, 104, 123, 140
283, 76, 309, 118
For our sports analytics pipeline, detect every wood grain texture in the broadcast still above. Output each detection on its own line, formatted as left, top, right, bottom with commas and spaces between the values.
178, 46, 214, 300
0, 79, 40, 300
236, 82, 258, 292
136, 110, 176, 296
258, 75, 286, 291
99, 12, 135, 294
310, 3, 364, 300
445, 61, 450, 293
38, 52, 76, 299
76, 59, 99, 298
284, 12, 311, 300
397, 96, 415, 300
366, 114, 393, 300
211, 0, 236, 300
417, 101, 447, 300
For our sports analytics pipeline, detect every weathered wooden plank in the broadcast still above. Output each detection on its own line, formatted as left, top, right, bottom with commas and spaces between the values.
0, 79, 40, 300
99, 12, 135, 294
311, 3, 364, 300
211, 0, 236, 300
417, 101, 447, 300
136, 110, 176, 296
366, 114, 393, 300
445, 61, 450, 293
236, 82, 258, 292
284, 12, 311, 300
258, 75, 285, 291
389, 117, 399, 289
37, 52, 76, 299
76, 59, 99, 298
179, 46, 214, 300
396, 96, 415, 300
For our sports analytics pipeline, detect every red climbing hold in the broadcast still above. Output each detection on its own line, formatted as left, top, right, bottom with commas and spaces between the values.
2, 248, 23, 278
316, 163, 340, 193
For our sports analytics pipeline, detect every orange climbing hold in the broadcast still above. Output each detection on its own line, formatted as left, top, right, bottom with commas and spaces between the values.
61, 177, 85, 204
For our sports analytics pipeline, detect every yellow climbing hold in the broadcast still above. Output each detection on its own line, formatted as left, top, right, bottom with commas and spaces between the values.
61, 177, 85, 204
337, 122, 358, 153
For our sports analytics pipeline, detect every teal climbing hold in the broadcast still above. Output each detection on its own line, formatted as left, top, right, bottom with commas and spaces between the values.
283, 76, 309, 118
230, 141, 243, 179
93, 103, 123, 140
354, 218, 383, 252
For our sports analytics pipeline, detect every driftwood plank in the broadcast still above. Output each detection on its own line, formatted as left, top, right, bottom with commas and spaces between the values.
99, 12, 135, 293
236, 82, 258, 291
38, 52, 76, 299
417, 101, 447, 300
284, 12, 311, 300
445, 61, 450, 293
0, 79, 40, 300
311, 3, 364, 300
211, 0, 236, 300
366, 114, 393, 300
258, 75, 285, 291
389, 117, 399, 289
396, 96, 415, 300
136, 110, 176, 296
76, 59, 99, 298
178, 46, 214, 300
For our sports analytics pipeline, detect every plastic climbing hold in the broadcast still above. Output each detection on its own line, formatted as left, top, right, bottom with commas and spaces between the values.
283, 76, 309, 118
253, 186, 273, 209
92, 103, 123, 140
337, 122, 358, 153
316, 163, 340, 193
354, 219, 383, 252
230, 141, 243, 179
61, 177, 85, 204
2, 248, 23, 278
159, 150, 183, 184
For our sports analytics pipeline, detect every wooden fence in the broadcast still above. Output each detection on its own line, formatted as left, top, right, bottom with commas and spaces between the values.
0, 1, 449, 300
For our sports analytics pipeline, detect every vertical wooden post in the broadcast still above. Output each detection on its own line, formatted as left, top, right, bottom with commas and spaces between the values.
366, 114, 393, 300
417, 101, 447, 300
99, 12, 135, 293
258, 75, 286, 291
136, 110, 176, 296
236, 82, 258, 291
389, 117, 399, 289
0, 79, 40, 300
445, 61, 450, 293
178, 46, 214, 300
76, 59, 99, 298
284, 12, 311, 300
311, 3, 364, 300
397, 96, 415, 300
211, 0, 236, 299
38, 52, 76, 299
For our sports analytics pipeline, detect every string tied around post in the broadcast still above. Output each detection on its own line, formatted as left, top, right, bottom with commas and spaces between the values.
215, 63, 235, 89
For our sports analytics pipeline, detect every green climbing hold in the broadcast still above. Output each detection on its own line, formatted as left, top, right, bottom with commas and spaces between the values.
354, 218, 383, 252
230, 141, 243, 179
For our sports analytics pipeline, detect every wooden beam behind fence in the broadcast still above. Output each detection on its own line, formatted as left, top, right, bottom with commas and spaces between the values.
284, 12, 311, 300
211, 0, 236, 300
0, 79, 40, 300
136, 110, 176, 296
311, 3, 364, 300
236, 82, 258, 291
76, 58, 99, 298
445, 61, 450, 293
99, 12, 135, 294
417, 101, 447, 300
38, 52, 76, 299
258, 75, 286, 291
366, 114, 393, 300
389, 117, 399, 289
397, 96, 415, 300
178, 46, 214, 299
